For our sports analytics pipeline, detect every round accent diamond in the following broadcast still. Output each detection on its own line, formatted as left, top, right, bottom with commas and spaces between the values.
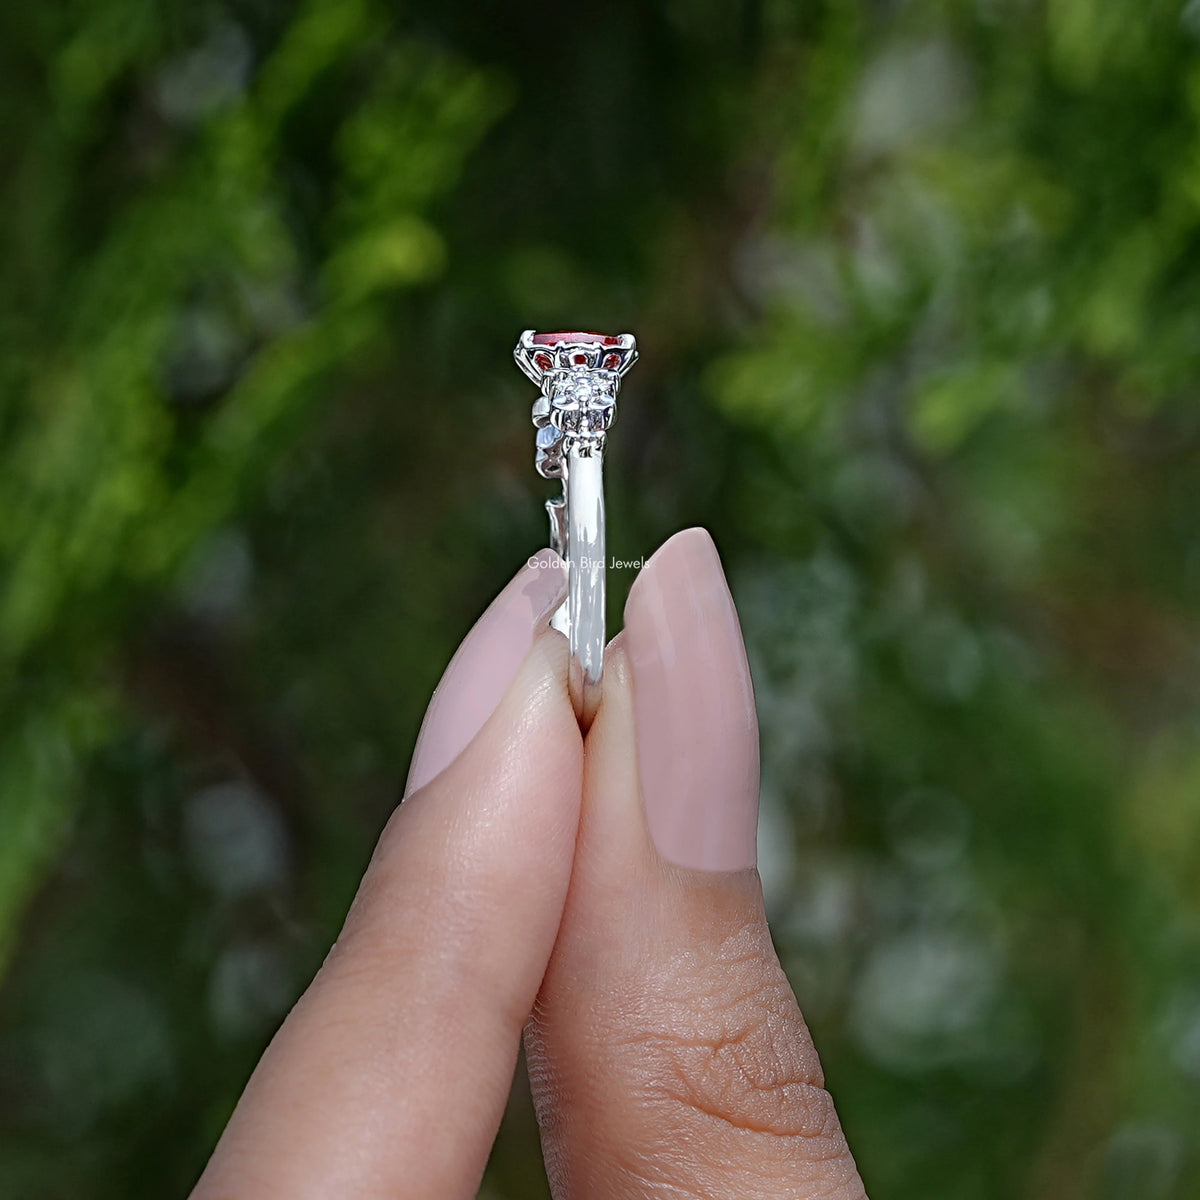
550, 371, 617, 435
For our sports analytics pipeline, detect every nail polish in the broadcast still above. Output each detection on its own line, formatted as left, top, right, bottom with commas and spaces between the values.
406, 549, 566, 795
623, 529, 760, 871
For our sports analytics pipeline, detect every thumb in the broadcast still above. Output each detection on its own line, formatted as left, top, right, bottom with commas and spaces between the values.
526, 529, 867, 1199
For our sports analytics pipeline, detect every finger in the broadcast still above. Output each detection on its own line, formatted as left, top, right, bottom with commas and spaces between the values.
406, 547, 568, 794
193, 555, 581, 1200
526, 529, 868, 1199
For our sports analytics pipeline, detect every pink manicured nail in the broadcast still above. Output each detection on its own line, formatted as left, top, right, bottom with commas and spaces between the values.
405, 550, 566, 795
623, 529, 760, 871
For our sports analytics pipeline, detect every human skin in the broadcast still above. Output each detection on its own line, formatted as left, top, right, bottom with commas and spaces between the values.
190, 528, 868, 1199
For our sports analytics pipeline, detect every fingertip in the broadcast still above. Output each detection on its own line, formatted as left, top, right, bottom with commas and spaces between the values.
406, 553, 567, 795
576, 633, 649, 890
623, 526, 719, 620
618, 524, 760, 872
395, 624, 581, 875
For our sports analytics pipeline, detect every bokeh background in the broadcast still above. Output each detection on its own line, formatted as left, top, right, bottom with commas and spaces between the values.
3, 0, 1200, 1196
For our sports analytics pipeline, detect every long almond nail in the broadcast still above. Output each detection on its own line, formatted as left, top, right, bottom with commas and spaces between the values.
406, 549, 566, 795
623, 528, 760, 871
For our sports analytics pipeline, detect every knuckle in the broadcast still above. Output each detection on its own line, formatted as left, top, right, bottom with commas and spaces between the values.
609, 923, 841, 1147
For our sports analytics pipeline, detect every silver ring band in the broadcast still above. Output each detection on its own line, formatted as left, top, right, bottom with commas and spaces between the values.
562, 451, 604, 726
514, 330, 638, 729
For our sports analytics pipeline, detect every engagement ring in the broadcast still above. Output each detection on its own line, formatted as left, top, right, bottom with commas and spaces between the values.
514, 329, 638, 729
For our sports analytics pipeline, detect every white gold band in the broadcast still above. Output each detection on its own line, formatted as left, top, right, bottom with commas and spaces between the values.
514, 329, 638, 729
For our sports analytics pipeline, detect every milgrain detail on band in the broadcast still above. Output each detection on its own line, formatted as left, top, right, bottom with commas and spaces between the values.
514, 329, 638, 728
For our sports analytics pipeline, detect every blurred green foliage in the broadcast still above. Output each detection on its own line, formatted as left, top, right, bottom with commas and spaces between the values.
2, 0, 1200, 1197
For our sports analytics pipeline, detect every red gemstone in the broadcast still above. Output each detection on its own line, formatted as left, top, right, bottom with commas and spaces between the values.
534, 352, 553, 371
531, 331, 620, 346
603, 353, 621, 370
